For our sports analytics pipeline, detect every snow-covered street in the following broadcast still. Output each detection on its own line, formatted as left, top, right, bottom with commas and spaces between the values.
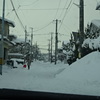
0, 51, 100, 96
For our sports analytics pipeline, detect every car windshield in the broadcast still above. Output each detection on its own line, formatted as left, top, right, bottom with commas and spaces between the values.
0, 0, 100, 97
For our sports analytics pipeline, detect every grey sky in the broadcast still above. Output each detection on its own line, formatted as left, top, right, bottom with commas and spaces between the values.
0, 0, 100, 53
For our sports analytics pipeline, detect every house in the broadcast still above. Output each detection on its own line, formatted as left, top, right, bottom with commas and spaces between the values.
89, 19, 100, 38
0, 17, 15, 63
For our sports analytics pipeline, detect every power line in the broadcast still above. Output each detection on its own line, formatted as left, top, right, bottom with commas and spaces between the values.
33, 21, 52, 32
19, 0, 39, 7
21, 8, 66, 11
0, 8, 67, 11
6, 2, 20, 17
61, 22, 72, 32
58, 0, 69, 19
59, 33, 70, 36
10, 0, 25, 31
54, 0, 61, 19
17, 33, 51, 37
58, 0, 73, 31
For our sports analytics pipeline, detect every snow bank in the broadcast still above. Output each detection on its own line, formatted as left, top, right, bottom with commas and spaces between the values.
57, 51, 100, 81
0, 52, 100, 96
56, 51, 100, 96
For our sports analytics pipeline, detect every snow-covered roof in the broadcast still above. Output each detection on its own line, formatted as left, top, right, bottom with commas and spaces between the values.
91, 19, 100, 28
82, 36, 100, 50
96, 1, 100, 10
63, 40, 69, 45
13, 38, 30, 44
0, 34, 8, 39
0, 34, 15, 46
13, 38, 25, 43
0, 17, 15, 27
8, 53, 23, 56
63, 50, 67, 54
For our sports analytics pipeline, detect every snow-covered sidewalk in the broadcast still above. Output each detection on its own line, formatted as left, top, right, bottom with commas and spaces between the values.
0, 52, 100, 96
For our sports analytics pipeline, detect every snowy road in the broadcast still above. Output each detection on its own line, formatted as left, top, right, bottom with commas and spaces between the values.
0, 61, 67, 92
0, 52, 100, 96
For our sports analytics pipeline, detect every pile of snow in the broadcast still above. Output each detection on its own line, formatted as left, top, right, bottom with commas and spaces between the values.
58, 51, 100, 82
0, 51, 100, 96
82, 36, 100, 50
55, 51, 100, 96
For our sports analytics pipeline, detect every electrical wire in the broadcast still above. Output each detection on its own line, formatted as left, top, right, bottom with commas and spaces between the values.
58, 0, 73, 31
10, 0, 25, 31
14, 8, 66, 11
62, 22, 72, 32
6, 3, 20, 17
6, 9, 13, 17
33, 21, 52, 32
54, 0, 61, 19
15, 1, 30, 27
19, 0, 39, 7
58, 0, 69, 19
0, 8, 66, 11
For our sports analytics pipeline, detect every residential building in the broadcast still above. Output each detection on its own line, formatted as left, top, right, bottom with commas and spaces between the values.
0, 17, 15, 63
89, 19, 100, 38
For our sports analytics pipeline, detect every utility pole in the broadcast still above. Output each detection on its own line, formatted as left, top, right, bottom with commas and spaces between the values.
24, 26, 27, 63
79, 0, 84, 58
55, 19, 58, 65
30, 27, 33, 61
0, 0, 5, 75
48, 39, 50, 62
50, 32, 53, 63
35, 42, 38, 61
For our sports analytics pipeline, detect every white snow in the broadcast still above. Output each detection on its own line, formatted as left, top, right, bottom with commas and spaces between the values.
63, 40, 69, 45
96, 1, 100, 10
0, 17, 15, 27
91, 19, 100, 28
0, 34, 8, 40
0, 51, 100, 96
13, 37, 30, 44
8, 53, 23, 56
13, 38, 25, 43
82, 36, 100, 50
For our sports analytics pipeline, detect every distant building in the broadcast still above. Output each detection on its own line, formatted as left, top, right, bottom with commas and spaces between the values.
0, 17, 15, 63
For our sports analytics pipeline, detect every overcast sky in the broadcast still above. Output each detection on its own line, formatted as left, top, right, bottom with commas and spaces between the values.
0, 0, 100, 53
